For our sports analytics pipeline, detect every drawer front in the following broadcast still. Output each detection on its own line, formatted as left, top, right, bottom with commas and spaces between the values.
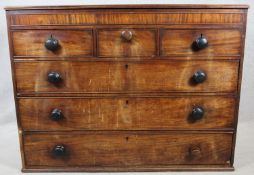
24, 132, 233, 167
15, 61, 238, 93
97, 29, 157, 57
19, 96, 235, 131
160, 29, 242, 56
13, 30, 93, 57
9, 9, 244, 26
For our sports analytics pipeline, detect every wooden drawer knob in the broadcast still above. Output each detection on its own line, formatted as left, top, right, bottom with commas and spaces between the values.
53, 145, 66, 157
121, 31, 133, 41
192, 70, 206, 84
48, 72, 62, 84
45, 35, 59, 51
194, 34, 208, 49
50, 109, 63, 121
191, 107, 204, 120
189, 146, 201, 156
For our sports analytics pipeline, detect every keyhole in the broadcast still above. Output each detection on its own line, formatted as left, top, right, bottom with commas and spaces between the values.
125, 64, 128, 69
126, 100, 129, 105
125, 136, 129, 141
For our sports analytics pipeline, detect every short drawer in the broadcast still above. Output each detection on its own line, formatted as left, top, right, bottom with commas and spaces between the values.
19, 96, 235, 131
23, 132, 233, 167
14, 60, 239, 93
12, 30, 93, 57
160, 29, 242, 56
97, 29, 157, 57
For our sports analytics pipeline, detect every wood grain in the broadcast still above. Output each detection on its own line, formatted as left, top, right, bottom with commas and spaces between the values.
97, 29, 157, 57
8, 10, 244, 26
13, 30, 93, 57
5, 4, 248, 172
18, 96, 236, 131
14, 61, 239, 93
23, 132, 233, 167
160, 29, 242, 56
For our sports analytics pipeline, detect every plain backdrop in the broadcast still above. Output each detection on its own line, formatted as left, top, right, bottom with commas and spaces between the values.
0, 0, 253, 175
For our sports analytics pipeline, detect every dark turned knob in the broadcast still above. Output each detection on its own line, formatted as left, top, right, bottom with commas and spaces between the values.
53, 145, 65, 157
50, 109, 63, 121
192, 70, 206, 84
121, 31, 133, 41
48, 72, 61, 83
45, 35, 59, 51
195, 34, 208, 49
191, 107, 204, 120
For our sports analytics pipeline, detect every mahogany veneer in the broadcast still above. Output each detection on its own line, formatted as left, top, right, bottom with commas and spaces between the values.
23, 132, 233, 167
5, 4, 248, 172
19, 96, 235, 131
13, 30, 93, 57
14, 61, 239, 93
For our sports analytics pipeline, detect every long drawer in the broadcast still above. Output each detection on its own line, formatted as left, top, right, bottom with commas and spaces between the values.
14, 60, 239, 94
23, 132, 233, 167
18, 96, 235, 131
8, 8, 244, 26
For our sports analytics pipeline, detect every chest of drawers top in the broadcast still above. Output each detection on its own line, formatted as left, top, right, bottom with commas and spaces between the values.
6, 4, 248, 172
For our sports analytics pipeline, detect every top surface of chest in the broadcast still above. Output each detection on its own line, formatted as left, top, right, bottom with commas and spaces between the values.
6, 4, 247, 26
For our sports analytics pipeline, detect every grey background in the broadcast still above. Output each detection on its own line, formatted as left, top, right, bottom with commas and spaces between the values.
0, 0, 253, 174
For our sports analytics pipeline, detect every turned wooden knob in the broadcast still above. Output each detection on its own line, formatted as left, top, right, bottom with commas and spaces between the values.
189, 146, 201, 156
45, 35, 59, 51
53, 145, 66, 157
192, 70, 207, 84
194, 34, 208, 49
50, 109, 63, 121
47, 72, 62, 84
191, 107, 204, 120
121, 31, 133, 41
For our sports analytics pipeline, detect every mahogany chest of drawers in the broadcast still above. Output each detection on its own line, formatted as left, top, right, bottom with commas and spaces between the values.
5, 4, 248, 172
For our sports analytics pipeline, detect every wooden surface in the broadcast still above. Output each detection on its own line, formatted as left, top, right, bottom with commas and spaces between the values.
18, 96, 235, 131
8, 9, 245, 26
160, 29, 242, 56
12, 28, 243, 59
97, 29, 157, 57
5, 4, 248, 172
14, 61, 239, 93
13, 30, 93, 57
4, 4, 249, 10
23, 132, 233, 167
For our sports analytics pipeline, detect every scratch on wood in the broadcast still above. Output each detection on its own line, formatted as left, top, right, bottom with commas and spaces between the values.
116, 111, 119, 128
88, 101, 91, 127
89, 79, 92, 86
108, 67, 111, 92
99, 107, 104, 122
